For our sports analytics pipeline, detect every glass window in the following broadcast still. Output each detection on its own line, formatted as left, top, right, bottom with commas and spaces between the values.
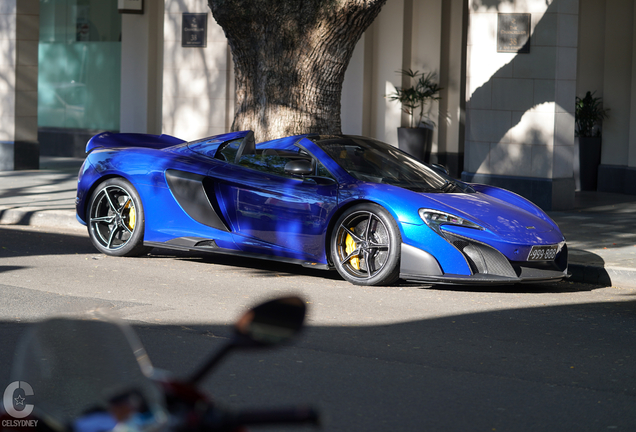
238, 148, 336, 182
313, 136, 451, 192
38, 0, 122, 130
316, 160, 335, 180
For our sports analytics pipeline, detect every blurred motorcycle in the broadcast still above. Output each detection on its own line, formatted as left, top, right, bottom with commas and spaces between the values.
1, 296, 318, 432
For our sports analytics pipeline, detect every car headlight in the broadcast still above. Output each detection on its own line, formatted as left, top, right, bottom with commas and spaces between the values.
419, 209, 484, 236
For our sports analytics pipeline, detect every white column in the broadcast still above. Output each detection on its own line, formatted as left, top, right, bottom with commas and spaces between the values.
601, 0, 633, 166
631, 3, 636, 170
369, 0, 405, 146
0, 0, 39, 170
409, 0, 442, 151
341, 35, 365, 136
161, 0, 232, 141
120, 0, 164, 134
439, 0, 466, 160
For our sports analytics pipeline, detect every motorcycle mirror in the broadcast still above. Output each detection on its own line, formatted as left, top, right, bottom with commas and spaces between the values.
187, 296, 306, 385
234, 296, 306, 345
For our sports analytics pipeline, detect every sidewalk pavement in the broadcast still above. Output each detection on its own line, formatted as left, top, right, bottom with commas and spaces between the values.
1, 156, 636, 288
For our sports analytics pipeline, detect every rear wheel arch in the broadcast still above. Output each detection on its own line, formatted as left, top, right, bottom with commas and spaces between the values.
82, 174, 126, 220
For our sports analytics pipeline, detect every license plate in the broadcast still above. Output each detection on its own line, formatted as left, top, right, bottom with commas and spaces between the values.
528, 245, 559, 261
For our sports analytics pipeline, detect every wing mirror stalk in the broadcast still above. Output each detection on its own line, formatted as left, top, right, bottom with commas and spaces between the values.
187, 296, 306, 385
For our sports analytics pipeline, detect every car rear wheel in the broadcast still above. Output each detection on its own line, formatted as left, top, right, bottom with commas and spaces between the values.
87, 178, 149, 257
331, 203, 401, 286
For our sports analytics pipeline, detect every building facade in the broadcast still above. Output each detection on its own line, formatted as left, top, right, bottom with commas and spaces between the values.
1, 0, 635, 210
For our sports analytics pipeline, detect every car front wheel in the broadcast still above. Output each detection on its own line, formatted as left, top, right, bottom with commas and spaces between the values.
87, 178, 149, 257
331, 203, 401, 286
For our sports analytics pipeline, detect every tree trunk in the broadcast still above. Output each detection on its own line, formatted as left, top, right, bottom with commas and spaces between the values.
208, 0, 387, 141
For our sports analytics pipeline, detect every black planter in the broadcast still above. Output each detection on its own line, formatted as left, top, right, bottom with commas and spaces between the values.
578, 136, 602, 191
397, 127, 432, 163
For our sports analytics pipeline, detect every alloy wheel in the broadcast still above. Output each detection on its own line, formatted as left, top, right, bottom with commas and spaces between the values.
334, 210, 391, 279
89, 185, 138, 251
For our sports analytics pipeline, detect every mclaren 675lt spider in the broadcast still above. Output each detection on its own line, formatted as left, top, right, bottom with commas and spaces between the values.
76, 131, 568, 286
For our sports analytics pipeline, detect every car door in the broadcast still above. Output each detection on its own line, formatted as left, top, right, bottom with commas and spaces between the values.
212, 151, 338, 261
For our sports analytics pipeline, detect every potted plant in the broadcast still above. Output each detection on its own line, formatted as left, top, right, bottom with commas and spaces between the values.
575, 91, 609, 191
387, 69, 442, 163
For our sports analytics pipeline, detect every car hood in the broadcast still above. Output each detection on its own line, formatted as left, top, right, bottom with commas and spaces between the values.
423, 192, 555, 235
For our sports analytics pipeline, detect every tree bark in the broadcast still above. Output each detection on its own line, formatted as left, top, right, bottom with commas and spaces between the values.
208, 0, 387, 141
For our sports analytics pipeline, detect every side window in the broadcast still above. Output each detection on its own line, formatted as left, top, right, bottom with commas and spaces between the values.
316, 160, 335, 180
239, 152, 311, 179
238, 154, 290, 177
232, 143, 336, 182
293, 144, 336, 181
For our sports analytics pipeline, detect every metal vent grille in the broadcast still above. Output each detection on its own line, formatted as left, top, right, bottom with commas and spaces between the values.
444, 232, 517, 278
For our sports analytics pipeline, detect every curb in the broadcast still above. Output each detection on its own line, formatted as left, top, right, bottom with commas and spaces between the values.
0, 208, 82, 230
568, 263, 636, 289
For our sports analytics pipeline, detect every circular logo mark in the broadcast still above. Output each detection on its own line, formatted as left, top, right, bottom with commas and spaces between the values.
3, 382, 34, 419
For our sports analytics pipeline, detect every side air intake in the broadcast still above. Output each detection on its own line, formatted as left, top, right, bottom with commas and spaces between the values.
165, 170, 230, 231
442, 232, 517, 278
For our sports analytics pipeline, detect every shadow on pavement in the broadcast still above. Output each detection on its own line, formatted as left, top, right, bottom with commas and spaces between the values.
0, 294, 634, 431
425, 279, 603, 294
148, 247, 345, 281
0, 227, 94, 263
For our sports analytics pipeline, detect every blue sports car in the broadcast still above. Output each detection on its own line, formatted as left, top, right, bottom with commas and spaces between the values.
75, 131, 568, 286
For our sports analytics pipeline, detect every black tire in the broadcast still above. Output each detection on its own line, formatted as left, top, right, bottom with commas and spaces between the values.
87, 178, 150, 257
331, 203, 401, 286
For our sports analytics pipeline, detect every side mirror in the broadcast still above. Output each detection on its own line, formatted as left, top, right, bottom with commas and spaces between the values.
431, 163, 449, 175
285, 159, 313, 176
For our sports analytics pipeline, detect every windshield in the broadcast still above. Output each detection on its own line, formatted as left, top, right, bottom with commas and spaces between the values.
10, 314, 166, 431
311, 136, 462, 193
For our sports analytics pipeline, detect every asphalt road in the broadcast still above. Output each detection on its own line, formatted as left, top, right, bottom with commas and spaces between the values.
1, 225, 635, 431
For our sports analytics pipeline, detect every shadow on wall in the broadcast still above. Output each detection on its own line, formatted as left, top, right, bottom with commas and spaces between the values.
465, 0, 574, 187
162, 5, 227, 141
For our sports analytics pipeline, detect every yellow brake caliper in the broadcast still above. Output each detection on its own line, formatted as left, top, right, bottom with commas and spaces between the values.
125, 201, 136, 230
345, 230, 360, 270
